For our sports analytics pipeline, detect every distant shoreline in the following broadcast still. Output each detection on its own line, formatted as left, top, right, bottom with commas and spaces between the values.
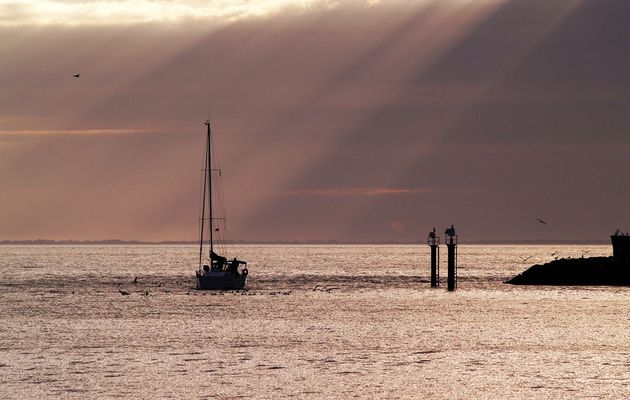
0, 239, 610, 245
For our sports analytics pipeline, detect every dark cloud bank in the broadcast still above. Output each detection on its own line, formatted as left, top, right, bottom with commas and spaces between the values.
1, 0, 629, 242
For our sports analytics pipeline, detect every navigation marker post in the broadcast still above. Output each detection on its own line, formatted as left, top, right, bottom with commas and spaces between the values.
445, 225, 458, 291
427, 228, 440, 287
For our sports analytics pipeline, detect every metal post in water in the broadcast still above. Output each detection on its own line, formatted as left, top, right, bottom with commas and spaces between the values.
427, 228, 440, 287
445, 225, 458, 291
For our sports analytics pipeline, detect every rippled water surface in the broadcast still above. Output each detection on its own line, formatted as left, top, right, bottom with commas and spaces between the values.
1, 244, 629, 399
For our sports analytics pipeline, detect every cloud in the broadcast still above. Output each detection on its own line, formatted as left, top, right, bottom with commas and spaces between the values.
281, 187, 435, 196
0, 0, 375, 26
0, 128, 152, 136
1, 0, 630, 241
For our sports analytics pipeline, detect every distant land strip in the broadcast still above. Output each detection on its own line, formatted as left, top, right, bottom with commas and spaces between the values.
0, 239, 609, 245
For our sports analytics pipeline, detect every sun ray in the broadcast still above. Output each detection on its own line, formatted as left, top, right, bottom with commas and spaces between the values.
2, 0, 336, 26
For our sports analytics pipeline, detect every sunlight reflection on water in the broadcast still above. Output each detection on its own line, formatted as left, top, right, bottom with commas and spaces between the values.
0, 244, 628, 399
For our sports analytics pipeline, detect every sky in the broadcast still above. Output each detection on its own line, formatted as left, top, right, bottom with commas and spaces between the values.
1, 0, 629, 242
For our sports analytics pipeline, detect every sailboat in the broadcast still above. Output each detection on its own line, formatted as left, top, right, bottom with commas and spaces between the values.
195, 120, 248, 290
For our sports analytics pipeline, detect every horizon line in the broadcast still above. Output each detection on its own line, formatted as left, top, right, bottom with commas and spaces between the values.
0, 239, 611, 245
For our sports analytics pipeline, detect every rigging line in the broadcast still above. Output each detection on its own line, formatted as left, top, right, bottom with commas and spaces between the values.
207, 120, 216, 257
215, 172, 226, 247
212, 124, 235, 259
218, 181, 231, 254
218, 177, 231, 256
197, 171, 205, 267
211, 124, 230, 257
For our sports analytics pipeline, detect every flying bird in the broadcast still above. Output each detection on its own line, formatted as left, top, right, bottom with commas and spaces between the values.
118, 290, 130, 296
519, 256, 532, 262
536, 218, 547, 225
73, 74, 80, 78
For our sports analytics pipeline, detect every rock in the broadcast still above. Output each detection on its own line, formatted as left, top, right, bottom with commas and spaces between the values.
506, 256, 630, 286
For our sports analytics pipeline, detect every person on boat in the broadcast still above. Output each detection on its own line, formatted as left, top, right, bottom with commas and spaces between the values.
202, 265, 211, 275
227, 257, 240, 274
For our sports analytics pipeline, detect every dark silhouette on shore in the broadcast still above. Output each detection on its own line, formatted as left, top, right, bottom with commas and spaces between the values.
507, 232, 630, 286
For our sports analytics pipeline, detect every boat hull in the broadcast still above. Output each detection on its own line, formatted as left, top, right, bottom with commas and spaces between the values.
195, 271, 247, 290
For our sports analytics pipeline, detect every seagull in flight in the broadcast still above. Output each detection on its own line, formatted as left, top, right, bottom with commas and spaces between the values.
536, 218, 547, 225
73, 73, 81, 78
519, 255, 532, 262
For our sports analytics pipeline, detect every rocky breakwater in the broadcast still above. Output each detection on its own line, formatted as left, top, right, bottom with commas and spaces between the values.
508, 232, 630, 286
506, 256, 630, 286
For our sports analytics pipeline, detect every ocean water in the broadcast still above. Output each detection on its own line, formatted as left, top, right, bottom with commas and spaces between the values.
0, 244, 628, 399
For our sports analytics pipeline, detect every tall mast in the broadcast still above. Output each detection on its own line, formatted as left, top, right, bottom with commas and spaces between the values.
199, 122, 210, 269
207, 120, 213, 254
